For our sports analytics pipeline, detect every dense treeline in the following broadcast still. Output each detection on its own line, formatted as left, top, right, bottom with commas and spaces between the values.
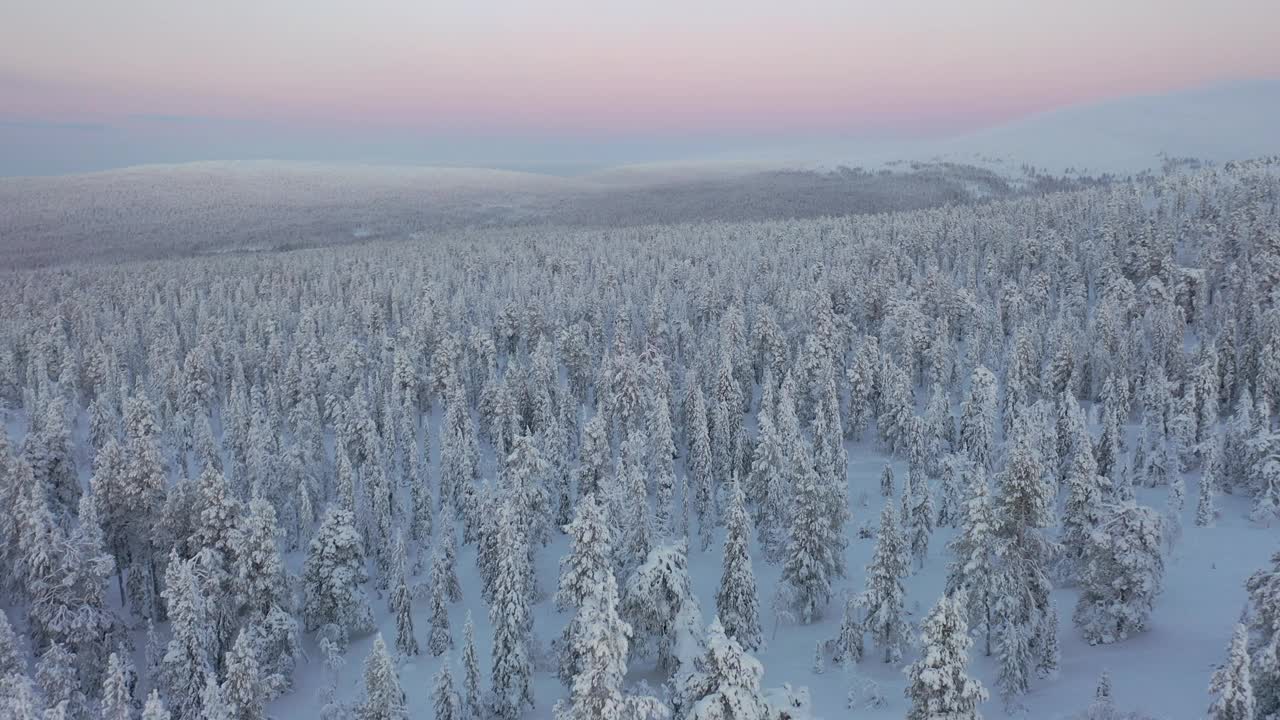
0, 158, 1278, 719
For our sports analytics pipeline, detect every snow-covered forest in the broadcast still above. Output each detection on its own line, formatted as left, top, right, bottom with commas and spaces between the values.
2, 157, 1280, 720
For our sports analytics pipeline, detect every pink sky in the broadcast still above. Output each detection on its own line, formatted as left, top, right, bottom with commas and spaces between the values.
4, 1, 1279, 136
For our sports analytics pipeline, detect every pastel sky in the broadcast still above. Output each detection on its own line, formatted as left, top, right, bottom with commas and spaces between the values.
3, 0, 1279, 174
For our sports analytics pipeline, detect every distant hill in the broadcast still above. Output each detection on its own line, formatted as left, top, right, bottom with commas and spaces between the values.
923, 79, 1280, 174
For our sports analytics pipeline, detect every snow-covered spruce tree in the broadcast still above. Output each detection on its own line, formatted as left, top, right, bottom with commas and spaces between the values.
716, 478, 762, 652
0, 610, 19, 679
100, 651, 133, 720
576, 413, 611, 502
614, 428, 655, 573
959, 366, 998, 470
462, 612, 483, 720
862, 501, 909, 663
780, 452, 840, 623
554, 570, 665, 720
121, 394, 168, 620
994, 411, 1059, 703
37, 641, 83, 720
1074, 503, 1165, 644
878, 360, 915, 456
880, 463, 895, 499
1058, 444, 1108, 585
1245, 549, 1280, 717
391, 539, 420, 657
426, 564, 452, 656
947, 463, 1000, 656
1197, 434, 1223, 528
937, 453, 968, 529
201, 671, 232, 720
746, 407, 788, 562
503, 429, 552, 551
847, 336, 879, 441
432, 657, 462, 720
488, 500, 535, 720
557, 492, 615, 686
904, 462, 934, 570
903, 593, 988, 720
222, 628, 266, 720
673, 618, 772, 720
161, 552, 212, 720
302, 506, 373, 641
686, 384, 715, 548
141, 690, 169, 720
623, 542, 704, 675
1208, 624, 1255, 720
360, 634, 408, 720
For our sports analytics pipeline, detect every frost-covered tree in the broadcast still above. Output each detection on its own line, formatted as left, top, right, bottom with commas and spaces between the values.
947, 465, 1000, 656
359, 634, 407, 720
880, 464, 895, 499
391, 539, 419, 657
623, 542, 704, 675
862, 502, 908, 663
1059, 445, 1108, 585
555, 569, 665, 720
426, 565, 451, 656
903, 593, 988, 720
746, 410, 788, 561
1208, 624, 1255, 720
162, 553, 212, 720
903, 463, 935, 570
960, 366, 998, 469
488, 501, 534, 720
461, 612, 482, 720
716, 478, 762, 652
1074, 503, 1164, 644
432, 658, 462, 720
222, 628, 266, 720
780, 456, 840, 623
673, 618, 772, 720
686, 385, 715, 546
100, 652, 133, 720
141, 691, 169, 720
1245, 549, 1280, 717
302, 507, 373, 640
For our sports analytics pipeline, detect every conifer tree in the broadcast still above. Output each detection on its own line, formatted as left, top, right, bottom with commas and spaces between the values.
100, 652, 133, 720
862, 502, 908, 663
554, 570, 664, 720
1059, 445, 1107, 584
880, 463, 895, 498
427, 569, 452, 657
488, 501, 534, 720
162, 553, 211, 720
904, 463, 935, 570
1209, 624, 1255, 720
360, 634, 407, 720
903, 594, 988, 720
673, 619, 772, 720
302, 506, 373, 640
716, 478, 762, 652
222, 628, 266, 720
141, 691, 169, 720
391, 539, 419, 657
747, 410, 787, 561
432, 658, 462, 720
952, 453, 998, 655
461, 613, 482, 720
960, 366, 998, 469
623, 542, 704, 674
1074, 503, 1164, 644
780, 456, 839, 623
